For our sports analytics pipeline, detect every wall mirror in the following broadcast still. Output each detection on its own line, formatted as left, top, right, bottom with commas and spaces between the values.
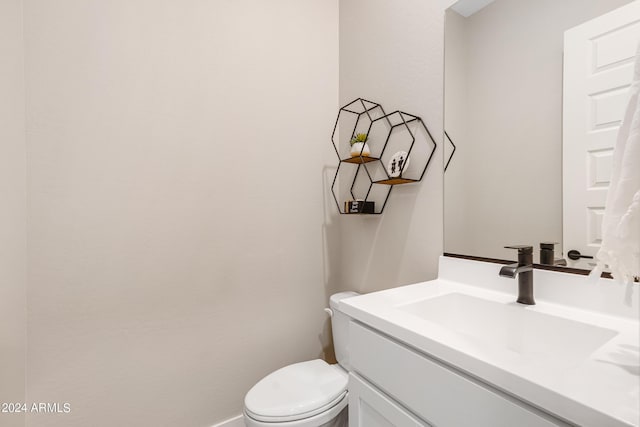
444, 0, 638, 271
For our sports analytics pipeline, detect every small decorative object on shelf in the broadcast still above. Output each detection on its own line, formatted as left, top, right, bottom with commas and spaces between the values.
387, 151, 410, 178
331, 98, 437, 215
345, 200, 375, 214
350, 133, 371, 158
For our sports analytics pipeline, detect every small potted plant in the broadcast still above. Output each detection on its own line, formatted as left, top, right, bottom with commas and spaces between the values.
350, 133, 371, 157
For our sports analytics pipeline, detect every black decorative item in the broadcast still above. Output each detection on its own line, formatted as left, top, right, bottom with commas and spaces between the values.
331, 98, 437, 215
345, 200, 375, 214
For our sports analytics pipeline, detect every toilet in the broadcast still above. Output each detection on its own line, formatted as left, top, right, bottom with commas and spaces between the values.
243, 292, 359, 427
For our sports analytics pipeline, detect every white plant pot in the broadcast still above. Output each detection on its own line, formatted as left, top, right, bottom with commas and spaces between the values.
350, 142, 371, 157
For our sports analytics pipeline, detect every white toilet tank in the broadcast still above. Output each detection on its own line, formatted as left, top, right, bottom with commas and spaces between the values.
329, 292, 359, 371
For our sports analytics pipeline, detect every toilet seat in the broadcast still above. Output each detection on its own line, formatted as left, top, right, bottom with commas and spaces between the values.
243, 394, 347, 427
246, 390, 347, 423
244, 359, 348, 423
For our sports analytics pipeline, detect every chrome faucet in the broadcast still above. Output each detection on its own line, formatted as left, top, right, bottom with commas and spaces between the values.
500, 245, 535, 305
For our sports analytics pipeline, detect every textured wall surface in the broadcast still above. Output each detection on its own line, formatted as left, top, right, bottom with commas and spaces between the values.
337, 0, 453, 293
24, 1, 338, 425
15, 0, 458, 425
0, 0, 27, 426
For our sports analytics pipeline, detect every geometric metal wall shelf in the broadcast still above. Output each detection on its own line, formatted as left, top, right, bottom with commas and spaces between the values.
444, 130, 457, 172
331, 98, 437, 215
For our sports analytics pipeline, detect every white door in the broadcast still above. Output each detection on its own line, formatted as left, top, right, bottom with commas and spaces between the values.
563, 1, 640, 268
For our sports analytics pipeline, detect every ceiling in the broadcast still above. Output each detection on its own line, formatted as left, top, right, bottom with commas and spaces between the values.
450, 0, 497, 17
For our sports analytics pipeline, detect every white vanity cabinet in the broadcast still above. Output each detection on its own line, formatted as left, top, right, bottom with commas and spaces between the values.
348, 321, 570, 427
349, 373, 427, 427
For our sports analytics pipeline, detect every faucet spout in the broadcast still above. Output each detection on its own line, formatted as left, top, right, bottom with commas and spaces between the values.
499, 262, 532, 278
502, 246, 535, 305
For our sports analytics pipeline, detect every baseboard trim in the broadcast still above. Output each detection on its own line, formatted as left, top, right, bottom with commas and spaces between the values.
211, 414, 245, 427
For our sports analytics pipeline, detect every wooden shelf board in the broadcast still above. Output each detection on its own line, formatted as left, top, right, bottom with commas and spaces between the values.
342, 212, 381, 215
342, 156, 379, 164
374, 178, 418, 185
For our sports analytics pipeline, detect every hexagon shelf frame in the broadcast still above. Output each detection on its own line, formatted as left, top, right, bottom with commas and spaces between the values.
331, 98, 391, 214
444, 130, 457, 172
330, 98, 437, 215
370, 110, 437, 185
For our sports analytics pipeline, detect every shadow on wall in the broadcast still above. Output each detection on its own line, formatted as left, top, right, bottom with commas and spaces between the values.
318, 160, 422, 362
330, 118, 437, 295
320, 164, 341, 363
358, 185, 420, 290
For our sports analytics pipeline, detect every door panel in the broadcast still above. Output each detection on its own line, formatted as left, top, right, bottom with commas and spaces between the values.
349, 373, 427, 427
563, 1, 640, 267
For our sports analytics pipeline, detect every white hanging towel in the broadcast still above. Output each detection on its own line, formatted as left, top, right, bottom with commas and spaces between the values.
592, 43, 640, 284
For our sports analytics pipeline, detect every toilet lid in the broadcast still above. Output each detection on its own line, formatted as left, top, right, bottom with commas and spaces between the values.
244, 359, 348, 422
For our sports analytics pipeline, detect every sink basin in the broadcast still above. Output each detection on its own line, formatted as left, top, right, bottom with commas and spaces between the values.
398, 293, 618, 364
339, 256, 640, 427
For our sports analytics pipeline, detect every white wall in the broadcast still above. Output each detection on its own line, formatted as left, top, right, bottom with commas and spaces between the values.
0, 1, 27, 426
24, 1, 338, 425
13, 0, 462, 424
444, 0, 632, 261
337, 0, 453, 293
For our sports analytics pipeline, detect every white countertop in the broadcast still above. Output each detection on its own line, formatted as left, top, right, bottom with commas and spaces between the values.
340, 256, 640, 427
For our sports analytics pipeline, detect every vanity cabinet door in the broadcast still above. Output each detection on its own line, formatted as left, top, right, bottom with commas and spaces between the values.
350, 321, 570, 427
349, 373, 429, 427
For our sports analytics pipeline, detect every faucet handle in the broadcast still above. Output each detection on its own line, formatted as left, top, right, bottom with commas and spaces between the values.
504, 245, 533, 254
540, 242, 558, 250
